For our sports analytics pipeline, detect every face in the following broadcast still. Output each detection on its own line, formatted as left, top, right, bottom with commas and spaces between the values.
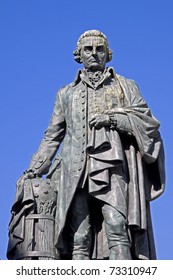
80, 36, 108, 71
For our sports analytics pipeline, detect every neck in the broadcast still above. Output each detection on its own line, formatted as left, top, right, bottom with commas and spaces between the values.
86, 68, 105, 73
84, 69, 105, 85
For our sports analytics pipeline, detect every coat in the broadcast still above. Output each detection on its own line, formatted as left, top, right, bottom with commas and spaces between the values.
7, 67, 165, 259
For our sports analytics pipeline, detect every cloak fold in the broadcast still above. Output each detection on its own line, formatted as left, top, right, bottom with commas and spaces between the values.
89, 133, 164, 259
7, 179, 35, 259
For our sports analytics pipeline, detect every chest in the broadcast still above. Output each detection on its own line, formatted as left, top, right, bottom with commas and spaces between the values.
71, 82, 123, 117
87, 84, 121, 117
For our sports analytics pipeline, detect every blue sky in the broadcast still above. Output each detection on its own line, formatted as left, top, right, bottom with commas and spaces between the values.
0, 0, 173, 260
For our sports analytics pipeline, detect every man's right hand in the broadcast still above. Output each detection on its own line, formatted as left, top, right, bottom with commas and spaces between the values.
16, 170, 36, 188
89, 113, 111, 129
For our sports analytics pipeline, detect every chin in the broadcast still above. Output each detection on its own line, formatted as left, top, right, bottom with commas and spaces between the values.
88, 64, 104, 71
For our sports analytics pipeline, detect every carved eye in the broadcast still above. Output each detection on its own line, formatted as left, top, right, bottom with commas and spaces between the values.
84, 46, 93, 53
97, 46, 105, 53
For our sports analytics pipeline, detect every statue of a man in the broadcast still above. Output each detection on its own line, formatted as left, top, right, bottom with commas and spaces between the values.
8, 30, 165, 260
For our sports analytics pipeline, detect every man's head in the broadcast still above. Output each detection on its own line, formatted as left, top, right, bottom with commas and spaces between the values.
73, 30, 112, 71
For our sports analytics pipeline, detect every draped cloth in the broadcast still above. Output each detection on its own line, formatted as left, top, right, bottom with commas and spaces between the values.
7, 180, 35, 259
7, 178, 57, 259
86, 127, 124, 193
85, 106, 165, 260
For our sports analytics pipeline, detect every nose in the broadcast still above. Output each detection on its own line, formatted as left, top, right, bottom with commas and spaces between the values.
92, 47, 97, 55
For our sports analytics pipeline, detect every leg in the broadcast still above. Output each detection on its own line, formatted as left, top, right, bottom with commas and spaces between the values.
69, 189, 92, 259
102, 204, 131, 260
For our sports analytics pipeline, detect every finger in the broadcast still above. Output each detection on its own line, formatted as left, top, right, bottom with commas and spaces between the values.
89, 116, 96, 123
94, 121, 102, 129
89, 119, 97, 127
28, 172, 35, 179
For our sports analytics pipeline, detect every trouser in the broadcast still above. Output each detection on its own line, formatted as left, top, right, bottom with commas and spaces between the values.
69, 188, 131, 260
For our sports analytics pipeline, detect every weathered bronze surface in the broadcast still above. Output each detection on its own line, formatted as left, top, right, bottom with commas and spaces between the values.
7, 30, 165, 260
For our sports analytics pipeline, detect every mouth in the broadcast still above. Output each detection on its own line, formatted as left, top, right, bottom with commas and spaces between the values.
89, 59, 99, 64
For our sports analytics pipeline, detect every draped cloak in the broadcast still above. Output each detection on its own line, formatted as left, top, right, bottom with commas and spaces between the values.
7, 68, 165, 260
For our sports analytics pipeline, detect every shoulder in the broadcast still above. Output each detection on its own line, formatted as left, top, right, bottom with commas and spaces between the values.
58, 82, 74, 96
116, 73, 146, 105
54, 82, 75, 103
116, 74, 139, 90
57, 69, 82, 96
116, 74, 142, 100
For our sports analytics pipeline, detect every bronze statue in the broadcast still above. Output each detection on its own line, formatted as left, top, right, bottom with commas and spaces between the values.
7, 30, 165, 260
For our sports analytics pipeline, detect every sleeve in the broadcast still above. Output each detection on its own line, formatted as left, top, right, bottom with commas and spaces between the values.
28, 89, 66, 176
109, 78, 161, 163
108, 79, 145, 136
109, 113, 133, 136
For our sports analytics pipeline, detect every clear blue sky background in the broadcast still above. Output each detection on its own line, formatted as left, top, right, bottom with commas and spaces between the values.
0, 0, 173, 260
